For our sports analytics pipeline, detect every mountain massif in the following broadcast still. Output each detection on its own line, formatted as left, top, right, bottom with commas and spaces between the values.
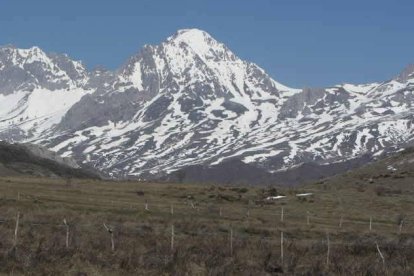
0, 29, 413, 184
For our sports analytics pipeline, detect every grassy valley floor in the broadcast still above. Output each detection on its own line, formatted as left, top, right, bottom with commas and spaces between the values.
0, 172, 413, 275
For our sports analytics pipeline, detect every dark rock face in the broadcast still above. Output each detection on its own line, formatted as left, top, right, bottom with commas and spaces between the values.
0, 29, 414, 185
397, 64, 414, 82
165, 159, 275, 186
164, 155, 376, 186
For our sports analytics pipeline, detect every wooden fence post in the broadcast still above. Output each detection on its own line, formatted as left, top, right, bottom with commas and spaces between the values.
375, 242, 385, 268
339, 215, 343, 228
281, 207, 284, 222
399, 220, 404, 234
103, 223, 115, 251
171, 204, 174, 215
13, 212, 20, 247
171, 224, 175, 252
326, 231, 330, 267
63, 218, 69, 248
230, 228, 233, 256
280, 231, 284, 265
145, 200, 149, 211
370, 216, 372, 231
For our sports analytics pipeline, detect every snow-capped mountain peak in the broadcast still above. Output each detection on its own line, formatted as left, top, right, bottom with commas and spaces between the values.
1, 29, 414, 183
165, 28, 236, 62
0, 44, 89, 94
0, 45, 92, 140
2, 45, 56, 71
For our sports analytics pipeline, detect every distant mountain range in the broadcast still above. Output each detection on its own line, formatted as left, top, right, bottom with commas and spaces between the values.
0, 29, 413, 184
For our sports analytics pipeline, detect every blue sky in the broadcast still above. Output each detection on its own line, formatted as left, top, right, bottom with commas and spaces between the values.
0, 0, 413, 88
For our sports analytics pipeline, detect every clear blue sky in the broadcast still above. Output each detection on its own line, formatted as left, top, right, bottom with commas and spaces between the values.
0, 0, 413, 88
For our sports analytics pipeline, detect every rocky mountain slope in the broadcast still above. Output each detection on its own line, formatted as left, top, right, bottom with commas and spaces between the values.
0, 142, 99, 178
313, 146, 414, 196
0, 29, 413, 183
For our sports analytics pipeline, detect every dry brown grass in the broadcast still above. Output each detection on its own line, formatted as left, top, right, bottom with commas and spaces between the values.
0, 176, 413, 275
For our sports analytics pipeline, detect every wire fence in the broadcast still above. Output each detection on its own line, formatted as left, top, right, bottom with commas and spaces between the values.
0, 191, 412, 241
0, 210, 407, 268
0, 194, 412, 275
0, 186, 412, 275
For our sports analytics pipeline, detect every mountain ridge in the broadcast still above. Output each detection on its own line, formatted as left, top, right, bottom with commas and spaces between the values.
0, 28, 413, 184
